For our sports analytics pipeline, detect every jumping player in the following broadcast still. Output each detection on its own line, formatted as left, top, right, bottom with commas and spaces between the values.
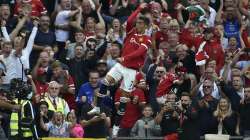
88, 3, 151, 115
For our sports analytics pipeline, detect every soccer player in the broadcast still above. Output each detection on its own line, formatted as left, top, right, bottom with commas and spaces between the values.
88, 3, 151, 115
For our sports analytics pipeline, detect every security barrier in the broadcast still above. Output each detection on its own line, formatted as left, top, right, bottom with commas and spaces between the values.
41, 136, 250, 140
42, 138, 106, 140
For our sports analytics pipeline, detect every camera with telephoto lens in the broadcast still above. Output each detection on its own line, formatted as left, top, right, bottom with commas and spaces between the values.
171, 102, 181, 110
10, 78, 34, 129
9, 78, 32, 100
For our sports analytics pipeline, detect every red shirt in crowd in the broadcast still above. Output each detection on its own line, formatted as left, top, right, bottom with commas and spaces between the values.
154, 31, 168, 49
179, 28, 203, 49
62, 75, 76, 110
14, 0, 47, 17
121, 6, 152, 70
194, 37, 225, 73
115, 88, 146, 128
34, 80, 48, 97
156, 72, 178, 97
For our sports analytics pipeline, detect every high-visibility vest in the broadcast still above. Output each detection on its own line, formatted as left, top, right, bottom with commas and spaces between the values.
44, 97, 66, 114
10, 99, 33, 137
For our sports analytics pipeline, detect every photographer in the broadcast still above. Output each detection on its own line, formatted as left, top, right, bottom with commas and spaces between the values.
0, 99, 20, 139
155, 93, 180, 139
9, 78, 38, 140
178, 93, 199, 140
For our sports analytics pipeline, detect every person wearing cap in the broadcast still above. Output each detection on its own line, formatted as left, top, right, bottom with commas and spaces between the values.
43, 81, 70, 115
97, 59, 108, 78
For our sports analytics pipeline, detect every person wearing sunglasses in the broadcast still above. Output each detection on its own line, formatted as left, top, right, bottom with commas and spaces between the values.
192, 79, 219, 136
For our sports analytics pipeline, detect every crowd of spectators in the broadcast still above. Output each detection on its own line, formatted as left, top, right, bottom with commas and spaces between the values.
0, 0, 250, 139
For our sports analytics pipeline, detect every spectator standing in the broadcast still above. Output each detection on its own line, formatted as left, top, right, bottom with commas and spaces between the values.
66, 110, 84, 138
54, 0, 80, 59
35, 101, 54, 137
130, 105, 161, 138
146, 62, 166, 113
66, 45, 90, 92
0, 19, 38, 84
14, 0, 47, 17
193, 79, 218, 135
239, 87, 250, 136
43, 81, 70, 115
31, 15, 56, 68
65, 31, 86, 60
105, 41, 121, 69
40, 111, 72, 137
50, 61, 76, 110
79, 103, 111, 138
76, 71, 101, 110
220, 76, 245, 112
178, 93, 200, 140
155, 93, 180, 139
213, 98, 240, 136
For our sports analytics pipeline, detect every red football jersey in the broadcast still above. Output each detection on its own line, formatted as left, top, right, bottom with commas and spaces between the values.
121, 6, 152, 69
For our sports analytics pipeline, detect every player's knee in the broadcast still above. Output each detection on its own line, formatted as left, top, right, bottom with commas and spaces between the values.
104, 75, 115, 85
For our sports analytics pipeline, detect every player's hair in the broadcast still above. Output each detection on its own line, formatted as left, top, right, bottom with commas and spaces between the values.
138, 15, 150, 26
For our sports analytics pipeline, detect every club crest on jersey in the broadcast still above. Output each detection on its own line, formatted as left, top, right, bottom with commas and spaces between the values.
139, 37, 143, 42
130, 38, 136, 43
130, 38, 140, 46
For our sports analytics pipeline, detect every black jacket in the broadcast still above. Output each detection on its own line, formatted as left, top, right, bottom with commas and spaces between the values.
220, 82, 242, 112
240, 101, 250, 135
179, 104, 200, 140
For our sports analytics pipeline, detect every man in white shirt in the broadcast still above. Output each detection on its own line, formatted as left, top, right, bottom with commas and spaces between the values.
54, 0, 81, 60
0, 21, 38, 84
44, 81, 70, 115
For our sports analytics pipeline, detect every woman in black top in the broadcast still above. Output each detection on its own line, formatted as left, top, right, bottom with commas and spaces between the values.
213, 98, 240, 136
